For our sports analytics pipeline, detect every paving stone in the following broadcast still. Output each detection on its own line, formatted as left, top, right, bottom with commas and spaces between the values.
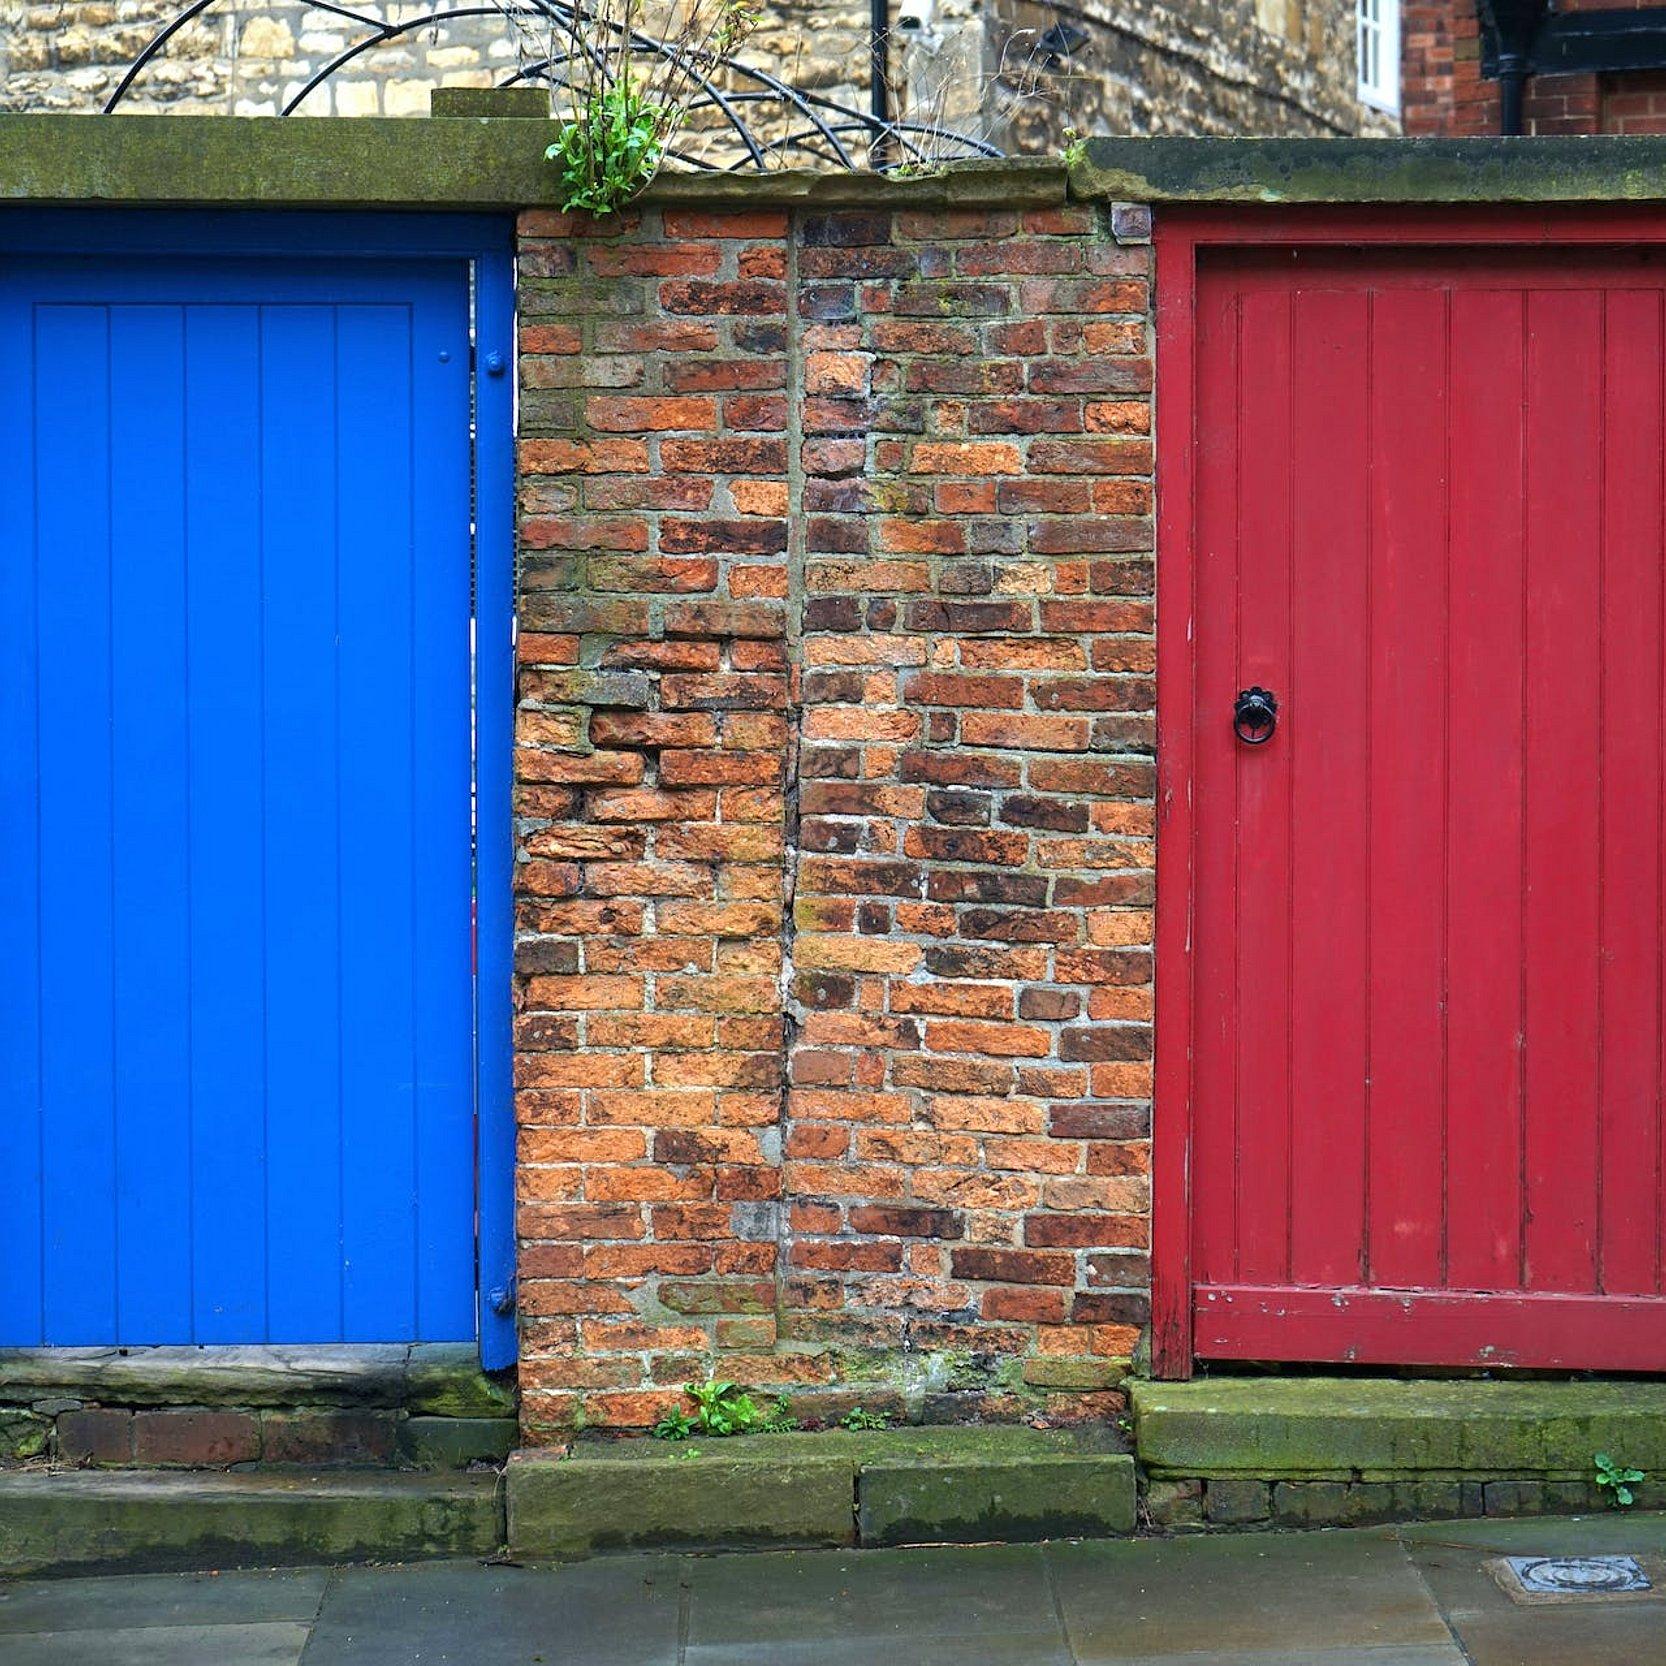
300, 1558, 682, 1666
858, 1454, 1135, 1545
0, 1621, 310, 1664
0, 1566, 328, 1634
1047, 1528, 1460, 1662
1407, 1527, 1666, 1666
684, 1542, 1068, 1665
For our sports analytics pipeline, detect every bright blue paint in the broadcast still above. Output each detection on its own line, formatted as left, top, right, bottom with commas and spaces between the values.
0, 214, 515, 1356
473, 243, 518, 1372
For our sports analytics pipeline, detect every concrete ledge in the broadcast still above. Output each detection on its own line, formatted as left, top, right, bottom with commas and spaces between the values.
0, 116, 1064, 210
1133, 1377, 1666, 1480
0, 1469, 504, 1577
1071, 136, 1666, 203
507, 1426, 1135, 1558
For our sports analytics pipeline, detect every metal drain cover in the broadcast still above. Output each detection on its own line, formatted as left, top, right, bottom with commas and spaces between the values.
1491, 1554, 1657, 1604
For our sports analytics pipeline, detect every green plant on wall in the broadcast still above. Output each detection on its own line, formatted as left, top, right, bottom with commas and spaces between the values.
538, 0, 760, 215
1594, 1452, 1646, 1507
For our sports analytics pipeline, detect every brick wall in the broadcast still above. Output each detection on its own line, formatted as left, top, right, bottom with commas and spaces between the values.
513, 183, 1155, 1438
1403, 0, 1666, 136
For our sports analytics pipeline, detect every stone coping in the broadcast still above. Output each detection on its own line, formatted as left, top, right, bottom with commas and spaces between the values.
1132, 1376, 1666, 1480
3, 115, 1666, 210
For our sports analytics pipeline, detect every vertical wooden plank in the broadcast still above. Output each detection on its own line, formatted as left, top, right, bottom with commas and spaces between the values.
185, 304, 269, 1341
1596, 287, 1664, 1296
0, 276, 44, 1344
473, 238, 521, 1369
1445, 287, 1528, 1293
410, 273, 478, 1339
1286, 284, 1372, 1288
108, 304, 193, 1341
1187, 263, 1242, 1290
1522, 287, 1603, 1294
337, 303, 419, 1340
1364, 287, 1449, 1289
36, 302, 119, 1344
1230, 281, 1297, 1286
261, 303, 344, 1343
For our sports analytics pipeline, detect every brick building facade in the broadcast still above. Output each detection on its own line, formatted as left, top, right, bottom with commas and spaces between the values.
1403, 0, 1666, 135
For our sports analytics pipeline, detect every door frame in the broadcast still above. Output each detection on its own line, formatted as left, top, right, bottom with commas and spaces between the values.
1152, 203, 1666, 1379
0, 209, 518, 1369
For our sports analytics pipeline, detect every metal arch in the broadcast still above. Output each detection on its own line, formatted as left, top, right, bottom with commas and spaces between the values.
105, 0, 1001, 171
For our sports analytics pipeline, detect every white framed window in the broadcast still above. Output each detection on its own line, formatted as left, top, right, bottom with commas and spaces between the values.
1358, 0, 1401, 114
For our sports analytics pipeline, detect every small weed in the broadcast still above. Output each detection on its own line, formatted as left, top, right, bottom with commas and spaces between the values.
1595, 1451, 1646, 1507
840, 1405, 891, 1432
759, 1396, 800, 1434
1061, 126, 1087, 167
653, 1379, 787, 1440
651, 1407, 695, 1441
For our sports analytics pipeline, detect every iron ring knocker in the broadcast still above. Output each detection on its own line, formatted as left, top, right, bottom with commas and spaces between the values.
1233, 686, 1278, 745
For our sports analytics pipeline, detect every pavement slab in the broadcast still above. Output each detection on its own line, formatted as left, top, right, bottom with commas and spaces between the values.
1046, 1528, 1464, 1663
1, 1511, 1663, 1662
1, 1620, 311, 1665
683, 1541, 1071, 1665
298, 1557, 685, 1666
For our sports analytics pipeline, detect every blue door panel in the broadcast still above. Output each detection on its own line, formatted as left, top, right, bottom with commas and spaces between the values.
0, 247, 484, 1347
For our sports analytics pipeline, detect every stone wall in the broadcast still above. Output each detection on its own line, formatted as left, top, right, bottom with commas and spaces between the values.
2, 0, 1389, 139
512, 186, 1156, 1438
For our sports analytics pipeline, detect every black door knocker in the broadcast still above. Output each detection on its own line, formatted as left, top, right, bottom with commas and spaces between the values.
1233, 686, 1278, 745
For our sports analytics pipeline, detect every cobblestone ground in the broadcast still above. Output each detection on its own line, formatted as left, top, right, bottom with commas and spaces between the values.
3, 1513, 1665, 1663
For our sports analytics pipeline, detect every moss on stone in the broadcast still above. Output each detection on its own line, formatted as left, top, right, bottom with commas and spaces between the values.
1071, 136, 1666, 204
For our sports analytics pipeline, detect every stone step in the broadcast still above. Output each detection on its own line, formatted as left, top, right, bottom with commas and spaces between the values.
507, 1426, 1136, 1557
0, 1468, 504, 1578
1132, 1377, 1666, 1482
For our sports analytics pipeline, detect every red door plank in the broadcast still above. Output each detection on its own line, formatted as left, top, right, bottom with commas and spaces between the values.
1597, 288, 1666, 1298
1188, 267, 1244, 1289
1444, 288, 1529, 1294
1287, 287, 1372, 1288
1231, 286, 1297, 1287
1522, 288, 1604, 1295
1364, 287, 1450, 1291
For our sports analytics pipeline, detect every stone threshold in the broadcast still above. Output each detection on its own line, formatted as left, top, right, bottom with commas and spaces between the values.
507, 1425, 1137, 1557
0, 1343, 508, 1410
0, 1345, 516, 1471
1132, 1376, 1666, 1530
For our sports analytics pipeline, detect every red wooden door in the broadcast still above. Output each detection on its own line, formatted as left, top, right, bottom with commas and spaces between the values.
1184, 244, 1666, 1371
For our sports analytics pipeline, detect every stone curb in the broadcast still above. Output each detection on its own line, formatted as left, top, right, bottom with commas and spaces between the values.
505, 1431, 1138, 1558
0, 1469, 504, 1578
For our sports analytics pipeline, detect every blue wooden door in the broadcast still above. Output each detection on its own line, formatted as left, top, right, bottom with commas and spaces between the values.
0, 240, 495, 1347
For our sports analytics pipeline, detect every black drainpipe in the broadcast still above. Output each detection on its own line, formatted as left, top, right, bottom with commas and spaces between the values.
871, 0, 890, 166
1479, 0, 1543, 135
